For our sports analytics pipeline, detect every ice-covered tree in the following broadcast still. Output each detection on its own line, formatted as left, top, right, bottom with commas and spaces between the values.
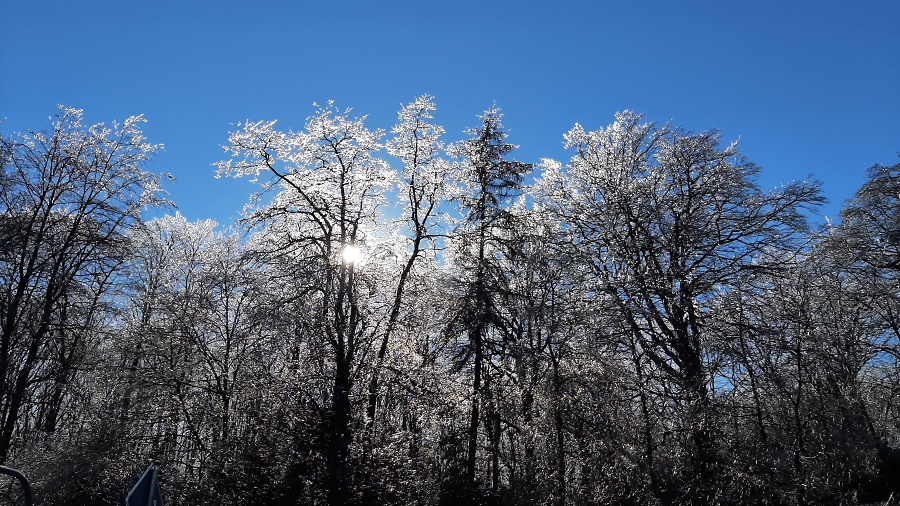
445, 104, 532, 489
365, 95, 450, 434
0, 107, 169, 463
217, 102, 395, 505
542, 111, 822, 501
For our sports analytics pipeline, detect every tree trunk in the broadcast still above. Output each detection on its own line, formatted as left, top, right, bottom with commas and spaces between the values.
682, 343, 716, 502
466, 325, 483, 485
0, 335, 42, 464
552, 361, 567, 506
365, 235, 420, 436
326, 358, 353, 506
488, 395, 500, 490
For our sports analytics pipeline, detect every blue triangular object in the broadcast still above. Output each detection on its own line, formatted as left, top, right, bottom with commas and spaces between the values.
126, 464, 164, 506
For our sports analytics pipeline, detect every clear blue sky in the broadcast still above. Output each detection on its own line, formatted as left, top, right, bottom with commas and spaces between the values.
2, 1, 898, 225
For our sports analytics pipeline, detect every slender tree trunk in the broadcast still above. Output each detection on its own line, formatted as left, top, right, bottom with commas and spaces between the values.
683, 346, 716, 503
521, 383, 536, 501
0, 334, 42, 464
628, 335, 663, 502
365, 235, 421, 436
0, 288, 56, 464
737, 321, 777, 493
793, 326, 806, 505
551, 358, 567, 506
488, 392, 500, 490
326, 357, 353, 506
42, 368, 68, 433
467, 325, 483, 485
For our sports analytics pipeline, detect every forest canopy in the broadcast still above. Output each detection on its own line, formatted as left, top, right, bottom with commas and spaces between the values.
1, 100, 899, 506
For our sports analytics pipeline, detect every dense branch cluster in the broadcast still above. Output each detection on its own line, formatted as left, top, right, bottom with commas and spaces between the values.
1, 102, 899, 505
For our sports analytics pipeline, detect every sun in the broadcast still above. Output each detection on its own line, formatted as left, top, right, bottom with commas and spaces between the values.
341, 244, 362, 265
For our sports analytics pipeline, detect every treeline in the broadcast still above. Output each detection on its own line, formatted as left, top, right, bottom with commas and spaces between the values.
1, 100, 898, 505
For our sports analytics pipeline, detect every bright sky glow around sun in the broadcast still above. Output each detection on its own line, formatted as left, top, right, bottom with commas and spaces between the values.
1, 1, 898, 225
342, 245, 363, 266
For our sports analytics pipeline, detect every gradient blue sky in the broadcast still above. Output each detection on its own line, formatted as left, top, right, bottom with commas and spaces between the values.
2, 1, 898, 225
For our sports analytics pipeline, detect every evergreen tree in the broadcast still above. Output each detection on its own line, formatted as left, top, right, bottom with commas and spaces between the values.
446, 105, 532, 491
